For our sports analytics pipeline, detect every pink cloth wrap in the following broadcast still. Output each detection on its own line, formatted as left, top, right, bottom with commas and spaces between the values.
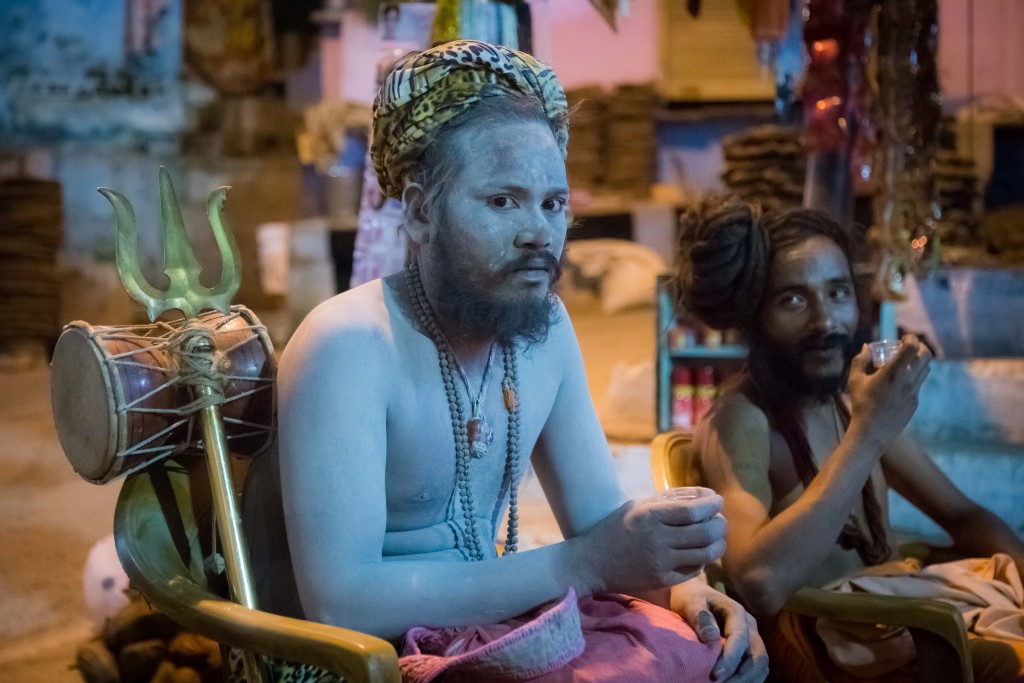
399, 589, 721, 682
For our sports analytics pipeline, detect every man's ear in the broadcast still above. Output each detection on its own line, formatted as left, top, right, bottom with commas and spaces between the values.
402, 182, 431, 246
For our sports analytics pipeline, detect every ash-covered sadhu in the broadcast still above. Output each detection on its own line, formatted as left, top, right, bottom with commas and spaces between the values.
238, 41, 767, 682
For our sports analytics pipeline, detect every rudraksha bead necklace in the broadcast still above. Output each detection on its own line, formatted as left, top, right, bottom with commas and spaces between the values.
405, 259, 521, 559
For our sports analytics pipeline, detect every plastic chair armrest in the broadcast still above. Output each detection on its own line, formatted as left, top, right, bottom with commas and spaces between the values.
784, 587, 972, 683
124, 570, 400, 682
114, 467, 400, 682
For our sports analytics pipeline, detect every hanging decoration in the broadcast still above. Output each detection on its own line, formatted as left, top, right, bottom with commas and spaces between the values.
800, 0, 875, 216
747, 0, 791, 69
431, 0, 462, 44
869, 0, 941, 302
589, 0, 620, 30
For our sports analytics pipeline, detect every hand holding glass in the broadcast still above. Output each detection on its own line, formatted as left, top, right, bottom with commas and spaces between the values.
868, 339, 902, 368
658, 486, 715, 502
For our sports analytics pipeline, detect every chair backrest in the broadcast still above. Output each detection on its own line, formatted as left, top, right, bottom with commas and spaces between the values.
650, 430, 701, 491
115, 456, 242, 633
114, 453, 401, 681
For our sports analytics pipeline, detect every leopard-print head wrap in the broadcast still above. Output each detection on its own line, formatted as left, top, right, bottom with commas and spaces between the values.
370, 39, 569, 199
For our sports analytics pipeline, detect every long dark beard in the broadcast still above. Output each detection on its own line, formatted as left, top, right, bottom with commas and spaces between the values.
428, 227, 563, 348
747, 330, 856, 407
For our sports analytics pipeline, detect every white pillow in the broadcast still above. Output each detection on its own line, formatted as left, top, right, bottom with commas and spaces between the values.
565, 238, 667, 314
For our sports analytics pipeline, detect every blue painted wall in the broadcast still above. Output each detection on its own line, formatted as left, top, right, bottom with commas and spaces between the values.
0, 0, 185, 145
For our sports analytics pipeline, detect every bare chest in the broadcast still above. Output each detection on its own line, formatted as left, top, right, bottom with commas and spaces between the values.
767, 409, 847, 504
766, 407, 893, 544
382, 353, 558, 530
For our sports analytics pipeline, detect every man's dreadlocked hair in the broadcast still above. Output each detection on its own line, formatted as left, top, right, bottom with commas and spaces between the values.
675, 195, 891, 566
675, 195, 858, 333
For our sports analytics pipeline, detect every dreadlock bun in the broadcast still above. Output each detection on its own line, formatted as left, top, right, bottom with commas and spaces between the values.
676, 195, 769, 331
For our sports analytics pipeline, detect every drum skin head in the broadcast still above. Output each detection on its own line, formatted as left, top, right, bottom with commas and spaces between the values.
50, 308, 276, 484
51, 326, 117, 483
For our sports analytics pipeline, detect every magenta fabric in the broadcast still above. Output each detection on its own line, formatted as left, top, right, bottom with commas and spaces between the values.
399, 589, 721, 682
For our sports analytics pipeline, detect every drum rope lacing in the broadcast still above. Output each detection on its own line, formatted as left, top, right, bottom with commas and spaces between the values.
84, 309, 275, 466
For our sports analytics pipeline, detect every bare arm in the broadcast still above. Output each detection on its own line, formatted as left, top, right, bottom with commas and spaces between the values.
281, 300, 722, 640
535, 309, 766, 682
697, 394, 886, 614
882, 433, 1024, 572
529, 308, 625, 539
699, 337, 932, 615
527, 306, 725, 593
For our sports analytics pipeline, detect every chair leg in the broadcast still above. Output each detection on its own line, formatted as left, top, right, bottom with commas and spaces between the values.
908, 628, 973, 683
763, 612, 829, 683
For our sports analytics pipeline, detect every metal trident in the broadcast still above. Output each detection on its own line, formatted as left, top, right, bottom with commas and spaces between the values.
99, 167, 240, 321
98, 170, 265, 681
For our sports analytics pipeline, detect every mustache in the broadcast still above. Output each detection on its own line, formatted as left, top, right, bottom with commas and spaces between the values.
798, 332, 852, 353
502, 250, 563, 281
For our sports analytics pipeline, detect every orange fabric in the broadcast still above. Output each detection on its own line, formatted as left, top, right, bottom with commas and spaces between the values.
968, 634, 1024, 683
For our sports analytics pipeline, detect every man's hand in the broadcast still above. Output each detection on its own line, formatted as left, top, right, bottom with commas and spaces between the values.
672, 580, 769, 682
848, 334, 932, 447
576, 492, 726, 596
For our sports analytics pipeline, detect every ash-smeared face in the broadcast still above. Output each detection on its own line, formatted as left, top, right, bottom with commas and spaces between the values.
423, 118, 569, 346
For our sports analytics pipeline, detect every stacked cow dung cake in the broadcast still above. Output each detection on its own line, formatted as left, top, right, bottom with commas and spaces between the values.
604, 83, 658, 198
720, 125, 805, 211
602, 83, 659, 198
565, 86, 607, 193
0, 178, 63, 355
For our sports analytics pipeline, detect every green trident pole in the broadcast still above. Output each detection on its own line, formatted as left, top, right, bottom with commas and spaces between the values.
100, 169, 264, 680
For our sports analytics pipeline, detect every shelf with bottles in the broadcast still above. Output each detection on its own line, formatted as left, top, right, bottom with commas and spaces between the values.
655, 274, 748, 433
665, 324, 748, 360
667, 364, 715, 432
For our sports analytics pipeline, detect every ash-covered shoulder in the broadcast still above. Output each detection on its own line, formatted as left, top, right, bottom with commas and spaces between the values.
281, 279, 397, 370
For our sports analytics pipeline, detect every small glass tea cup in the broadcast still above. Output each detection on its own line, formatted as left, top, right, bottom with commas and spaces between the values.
868, 339, 902, 369
658, 486, 714, 502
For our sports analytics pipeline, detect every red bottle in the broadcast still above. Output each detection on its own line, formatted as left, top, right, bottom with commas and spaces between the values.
692, 366, 717, 426
670, 366, 695, 430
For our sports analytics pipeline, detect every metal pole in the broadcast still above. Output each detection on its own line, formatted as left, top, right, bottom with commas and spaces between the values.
187, 334, 264, 683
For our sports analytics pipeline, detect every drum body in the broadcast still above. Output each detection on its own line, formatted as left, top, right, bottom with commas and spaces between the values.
51, 306, 275, 484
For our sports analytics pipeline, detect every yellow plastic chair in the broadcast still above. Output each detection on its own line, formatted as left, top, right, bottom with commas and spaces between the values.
114, 455, 401, 682
651, 430, 973, 683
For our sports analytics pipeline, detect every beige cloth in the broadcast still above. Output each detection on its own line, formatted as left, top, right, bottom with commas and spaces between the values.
816, 553, 1024, 677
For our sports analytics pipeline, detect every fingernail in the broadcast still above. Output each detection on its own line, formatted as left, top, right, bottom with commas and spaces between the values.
713, 667, 726, 681
698, 612, 716, 640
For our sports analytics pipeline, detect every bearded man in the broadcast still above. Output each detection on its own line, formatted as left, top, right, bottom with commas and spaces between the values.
677, 196, 1024, 682
242, 41, 767, 682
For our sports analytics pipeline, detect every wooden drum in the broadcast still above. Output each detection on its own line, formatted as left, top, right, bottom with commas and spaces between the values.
51, 306, 276, 484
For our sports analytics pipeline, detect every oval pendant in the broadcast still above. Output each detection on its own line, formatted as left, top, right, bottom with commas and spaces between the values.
467, 417, 494, 458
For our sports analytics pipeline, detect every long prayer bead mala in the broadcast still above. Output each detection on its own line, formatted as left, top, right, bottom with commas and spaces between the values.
405, 260, 521, 560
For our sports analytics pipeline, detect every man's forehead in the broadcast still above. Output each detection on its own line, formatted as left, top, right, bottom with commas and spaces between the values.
451, 120, 567, 188
768, 236, 852, 289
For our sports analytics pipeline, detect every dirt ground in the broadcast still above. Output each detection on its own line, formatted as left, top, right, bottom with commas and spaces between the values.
0, 356, 121, 682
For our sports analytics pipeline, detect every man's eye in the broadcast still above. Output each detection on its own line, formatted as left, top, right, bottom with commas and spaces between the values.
780, 295, 804, 310
542, 197, 567, 212
832, 287, 851, 301
490, 196, 516, 209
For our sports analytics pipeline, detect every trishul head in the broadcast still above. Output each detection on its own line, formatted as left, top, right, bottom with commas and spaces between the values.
98, 167, 241, 321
